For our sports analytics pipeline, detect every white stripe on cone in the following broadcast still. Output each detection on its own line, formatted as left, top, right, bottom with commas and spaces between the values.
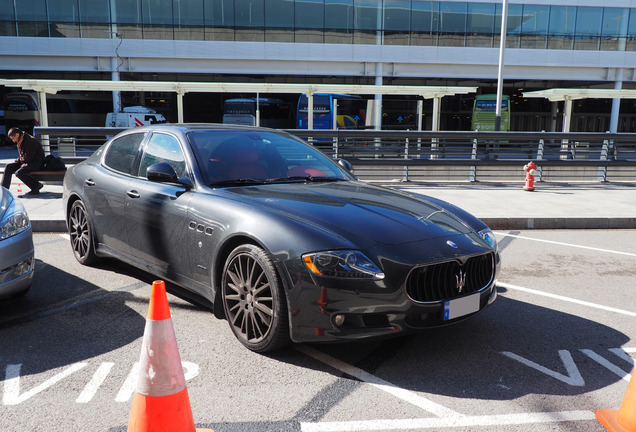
135, 318, 187, 397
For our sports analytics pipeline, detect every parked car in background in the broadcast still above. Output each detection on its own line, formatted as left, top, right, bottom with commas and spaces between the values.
0, 187, 34, 298
105, 106, 167, 128
63, 124, 500, 352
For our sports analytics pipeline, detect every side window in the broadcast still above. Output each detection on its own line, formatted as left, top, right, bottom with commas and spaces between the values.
138, 133, 187, 178
103, 133, 145, 175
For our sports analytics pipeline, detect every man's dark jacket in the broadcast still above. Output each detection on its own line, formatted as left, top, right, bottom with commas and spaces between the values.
17, 133, 45, 171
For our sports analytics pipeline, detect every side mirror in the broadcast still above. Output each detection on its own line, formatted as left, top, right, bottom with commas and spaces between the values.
147, 162, 193, 189
337, 158, 353, 172
147, 162, 179, 183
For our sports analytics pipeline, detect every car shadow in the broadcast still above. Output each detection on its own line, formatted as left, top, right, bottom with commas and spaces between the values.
271, 288, 631, 401
27, 191, 63, 199
0, 255, 200, 377
0, 258, 145, 376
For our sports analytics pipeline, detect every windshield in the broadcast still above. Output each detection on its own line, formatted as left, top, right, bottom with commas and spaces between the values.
187, 130, 354, 186
5, 94, 38, 112
223, 100, 256, 116
474, 99, 509, 112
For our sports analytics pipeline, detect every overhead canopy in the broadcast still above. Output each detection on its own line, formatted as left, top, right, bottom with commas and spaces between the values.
0, 79, 477, 98
524, 88, 636, 133
0, 79, 476, 129
523, 88, 636, 102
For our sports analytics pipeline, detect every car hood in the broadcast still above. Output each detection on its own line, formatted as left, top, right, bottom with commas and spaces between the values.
224, 181, 473, 245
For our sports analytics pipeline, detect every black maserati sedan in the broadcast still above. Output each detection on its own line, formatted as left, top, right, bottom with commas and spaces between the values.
63, 124, 500, 352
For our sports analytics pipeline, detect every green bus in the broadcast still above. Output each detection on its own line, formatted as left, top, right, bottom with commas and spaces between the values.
471, 94, 511, 131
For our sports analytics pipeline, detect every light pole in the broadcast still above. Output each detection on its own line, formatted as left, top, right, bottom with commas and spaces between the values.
109, 31, 123, 114
495, 0, 508, 131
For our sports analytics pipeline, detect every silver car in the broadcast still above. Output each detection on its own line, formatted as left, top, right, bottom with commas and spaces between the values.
0, 186, 34, 298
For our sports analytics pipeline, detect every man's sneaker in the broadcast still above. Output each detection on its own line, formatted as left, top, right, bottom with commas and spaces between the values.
19, 183, 43, 197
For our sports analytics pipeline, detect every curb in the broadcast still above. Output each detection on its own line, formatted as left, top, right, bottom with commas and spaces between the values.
482, 217, 636, 230
31, 220, 67, 233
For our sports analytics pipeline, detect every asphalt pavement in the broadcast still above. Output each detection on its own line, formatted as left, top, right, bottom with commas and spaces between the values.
2, 144, 636, 232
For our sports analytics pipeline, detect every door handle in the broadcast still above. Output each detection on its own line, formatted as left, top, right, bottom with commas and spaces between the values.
127, 190, 140, 199
84, 179, 95, 186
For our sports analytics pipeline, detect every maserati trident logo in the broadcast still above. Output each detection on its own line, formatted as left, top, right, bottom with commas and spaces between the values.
456, 270, 466, 294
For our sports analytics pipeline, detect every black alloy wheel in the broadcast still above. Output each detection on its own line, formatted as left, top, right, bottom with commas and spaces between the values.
221, 244, 289, 352
68, 200, 98, 265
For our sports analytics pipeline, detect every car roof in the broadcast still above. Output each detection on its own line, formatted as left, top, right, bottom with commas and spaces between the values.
130, 123, 280, 134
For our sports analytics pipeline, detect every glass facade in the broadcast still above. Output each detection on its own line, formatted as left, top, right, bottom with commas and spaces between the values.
0, 0, 635, 51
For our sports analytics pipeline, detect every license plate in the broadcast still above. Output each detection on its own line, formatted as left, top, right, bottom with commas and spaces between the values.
443, 293, 480, 321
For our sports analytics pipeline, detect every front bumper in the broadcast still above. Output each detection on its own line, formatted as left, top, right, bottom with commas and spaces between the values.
0, 227, 35, 298
283, 249, 501, 344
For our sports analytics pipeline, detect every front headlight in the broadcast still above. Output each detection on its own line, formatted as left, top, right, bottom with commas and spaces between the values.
478, 228, 497, 250
302, 250, 385, 280
0, 197, 31, 240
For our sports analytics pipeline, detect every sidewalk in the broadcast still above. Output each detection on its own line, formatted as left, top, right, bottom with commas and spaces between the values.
3, 180, 635, 233
397, 183, 636, 230
7, 182, 67, 232
2, 145, 67, 232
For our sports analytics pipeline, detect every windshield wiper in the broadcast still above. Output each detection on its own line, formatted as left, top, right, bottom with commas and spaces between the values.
210, 178, 268, 187
267, 176, 344, 184
211, 176, 345, 187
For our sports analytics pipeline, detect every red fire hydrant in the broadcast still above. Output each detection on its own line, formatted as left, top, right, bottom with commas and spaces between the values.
523, 161, 537, 191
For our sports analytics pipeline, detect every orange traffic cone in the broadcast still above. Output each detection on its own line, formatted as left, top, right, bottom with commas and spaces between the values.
127, 280, 214, 432
596, 368, 636, 432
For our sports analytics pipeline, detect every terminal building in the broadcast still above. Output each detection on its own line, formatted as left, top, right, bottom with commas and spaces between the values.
1, 0, 635, 132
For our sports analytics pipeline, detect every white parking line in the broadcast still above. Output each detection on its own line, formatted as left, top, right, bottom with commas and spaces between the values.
76, 362, 114, 403
580, 349, 633, 382
610, 347, 636, 366
295, 345, 460, 418
498, 282, 636, 318
494, 232, 636, 257
300, 411, 596, 431
296, 345, 599, 431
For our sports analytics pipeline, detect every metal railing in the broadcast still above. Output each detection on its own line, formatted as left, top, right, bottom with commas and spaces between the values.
289, 130, 636, 183
34, 127, 636, 183
34, 127, 126, 163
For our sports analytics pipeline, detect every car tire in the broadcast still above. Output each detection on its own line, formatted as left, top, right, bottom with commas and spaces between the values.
221, 244, 290, 353
68, 200, 98, 266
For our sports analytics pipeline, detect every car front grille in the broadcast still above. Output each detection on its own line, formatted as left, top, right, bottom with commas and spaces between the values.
405, 252, 495, 303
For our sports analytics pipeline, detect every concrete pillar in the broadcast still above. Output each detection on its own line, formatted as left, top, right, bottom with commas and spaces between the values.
307, 94, 314, 130
610, 69, 623, 133
610, 13, 628, 133
176, 91, 184, 123
550, 101, 558, 132
432, 97, 441, 131
562, 97, 573, 133
374, 63, 382, 130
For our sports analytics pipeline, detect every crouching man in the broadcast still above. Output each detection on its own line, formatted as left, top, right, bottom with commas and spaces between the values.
1, 127, 45, 197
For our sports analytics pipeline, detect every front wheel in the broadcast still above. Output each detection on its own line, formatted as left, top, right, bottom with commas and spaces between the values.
68, 200, 98, 265
221, 244, 290, 352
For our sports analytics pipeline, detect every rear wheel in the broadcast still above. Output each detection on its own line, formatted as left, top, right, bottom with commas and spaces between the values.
221, 244, 290, 352
68, 200, 98, 265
